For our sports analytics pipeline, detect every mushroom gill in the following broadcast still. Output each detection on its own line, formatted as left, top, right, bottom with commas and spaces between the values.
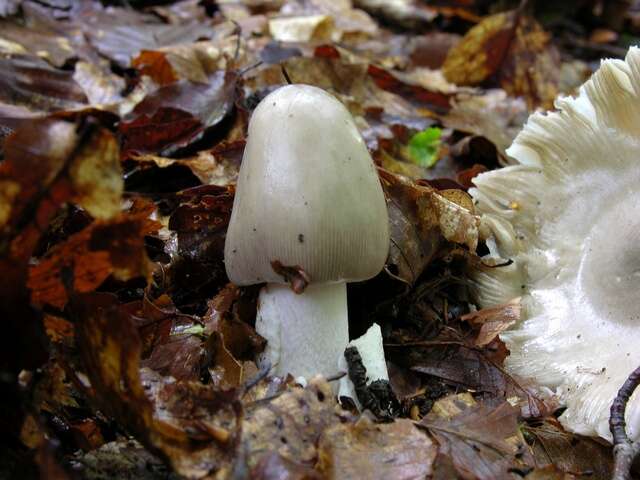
470, 46, 640, 441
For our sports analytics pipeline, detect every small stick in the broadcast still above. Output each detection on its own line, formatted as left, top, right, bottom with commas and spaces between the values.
610, 365, 640, 480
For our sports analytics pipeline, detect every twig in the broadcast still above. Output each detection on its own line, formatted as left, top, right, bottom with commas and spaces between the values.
610, 365, 640, 480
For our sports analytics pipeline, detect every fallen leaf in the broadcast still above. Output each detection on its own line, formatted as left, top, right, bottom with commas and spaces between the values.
28, 215, 157, 309
132, 38, 239, 86
318, 417, 437, 479
442, 9, 561, 109
269, 15, 335, 43
129, 139, 245, 186
353, 0, 436, 29
461, 297, 521, 347
380, 169, 479, 284
251, 451, 322, 479
420, 393, 532, 480
120, 70, 238, 155
524, 419, 613, 480
72, 291, 239, 478
0, 56, 88, 114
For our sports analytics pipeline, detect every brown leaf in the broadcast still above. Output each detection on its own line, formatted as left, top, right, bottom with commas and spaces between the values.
119, 70, 238, 155
204, 283, 265, 361
380, 169, 479, 284
79, 5, 230, 68
129, 139, 245, 186
442, 9, 561, 109
462, 297, 521, 347
524, 420, 613, 480
368, 64, 452, 115
251, 452, 321, 480
317, 417, 437, 479
238, 378, 349, 474
0, 119, 122, 375
132, 38, 239, 86
411, 345, 509, 396
0, 56, 88, 114
72, 291, 239, 478
28, 215, 157, 309
420, 393, 532, 480
0, 19, 76, 68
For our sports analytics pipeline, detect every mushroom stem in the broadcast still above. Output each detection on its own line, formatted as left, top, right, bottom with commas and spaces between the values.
255, 282, 349, 380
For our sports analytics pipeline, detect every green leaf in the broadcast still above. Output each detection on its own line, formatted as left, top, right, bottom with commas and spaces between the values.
408, 127, 442, 168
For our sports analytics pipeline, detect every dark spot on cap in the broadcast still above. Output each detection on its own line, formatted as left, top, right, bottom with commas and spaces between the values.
298, 234, 304, 243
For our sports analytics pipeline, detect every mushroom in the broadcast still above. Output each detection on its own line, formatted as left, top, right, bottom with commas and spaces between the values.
470, 47, 640, 440
224, 84, 390, 381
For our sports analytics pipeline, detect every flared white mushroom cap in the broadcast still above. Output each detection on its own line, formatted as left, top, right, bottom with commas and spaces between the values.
470, 46, 640, 441
224, 84, 389, 286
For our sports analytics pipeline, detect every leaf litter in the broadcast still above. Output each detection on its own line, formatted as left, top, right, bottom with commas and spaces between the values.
0, 0, 622, 478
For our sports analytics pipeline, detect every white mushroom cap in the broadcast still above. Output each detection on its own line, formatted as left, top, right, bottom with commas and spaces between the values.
470, 47, 640, 441
224, 84, 389, 286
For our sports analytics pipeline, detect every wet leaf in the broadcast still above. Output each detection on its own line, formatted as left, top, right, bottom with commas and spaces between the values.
442, 9, 561, 109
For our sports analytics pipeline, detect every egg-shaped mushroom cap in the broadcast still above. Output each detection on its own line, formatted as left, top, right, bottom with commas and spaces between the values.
224, 84, 390, 286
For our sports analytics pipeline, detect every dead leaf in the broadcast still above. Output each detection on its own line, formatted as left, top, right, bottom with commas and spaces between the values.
420, 393, 532, 480
353, 0, 436, 29
318, 417, 437, 479
251, 452, 321, 479
28, 215, 157, 309
120, 70, 238, 155
524, 419, 613, 480
380, 169, 479, 284
132, 39, 239, 86
0, 56, 88, 114
462, 297, 521, 347
72, 291, 240, 478
442, 9, 561, 109
129, 139, 245, 186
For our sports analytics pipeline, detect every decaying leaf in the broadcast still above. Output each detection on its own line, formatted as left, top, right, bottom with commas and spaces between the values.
132, 38, 240, 86
129, 140, 245, 186
28, 215, 157, 309
442, 9, 561, 109
462, 297, 521, 347
381, 169, 479, 283
318, 417, 437, 479
420, 393, 532, 479
73, 291, 239, 478
524, 419, 613, 480
120, 70, 238, 155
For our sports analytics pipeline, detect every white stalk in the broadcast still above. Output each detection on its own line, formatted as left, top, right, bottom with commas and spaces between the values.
255, 282, 349, 380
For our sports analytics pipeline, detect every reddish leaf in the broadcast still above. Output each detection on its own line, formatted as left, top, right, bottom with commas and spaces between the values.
28, 215, 157, 309
119, 70, 238, 155
368, 64, 452, 114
